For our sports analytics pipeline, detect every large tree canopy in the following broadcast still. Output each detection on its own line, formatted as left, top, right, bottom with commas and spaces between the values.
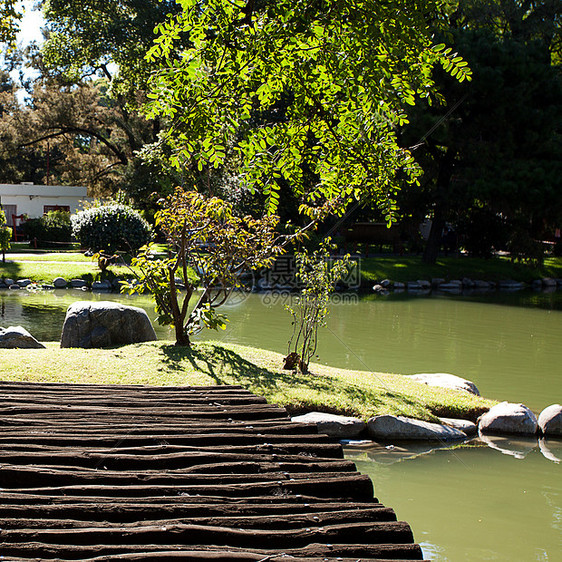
41, 0, 181, 98
397, 0, 562, 262
144, 0, 471, 219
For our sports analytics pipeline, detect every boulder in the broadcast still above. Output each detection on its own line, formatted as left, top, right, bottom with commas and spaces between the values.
541, 278, 557, 287
538, 404, 562, 437
367, 415, 466, 441
0, 326, 45, 349
60, 301, 157, 348
292, 412, 366, 439
408, 372, 480, 396
53, 277, 68, 289
69, 279, 88, 289
4, 278, 14, 286
92, 280, 113, 292
17, 278, 32, 287
438, 417, 478, 436
478, 402, 538, 435
498, 280, 525, 291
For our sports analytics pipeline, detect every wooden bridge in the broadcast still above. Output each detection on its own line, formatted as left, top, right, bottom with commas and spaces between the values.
0, 381, 423, 560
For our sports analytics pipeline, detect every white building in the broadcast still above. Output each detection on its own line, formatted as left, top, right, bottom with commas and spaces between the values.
0, 183, 90, 226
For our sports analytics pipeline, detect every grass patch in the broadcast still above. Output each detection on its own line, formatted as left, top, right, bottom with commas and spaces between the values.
360, 255, 562, 285
0, 340, 495, 422
0, 261, 131, 284
3, 252, 92, 262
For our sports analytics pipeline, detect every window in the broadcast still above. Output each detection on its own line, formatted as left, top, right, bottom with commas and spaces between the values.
44, 205, 70, 214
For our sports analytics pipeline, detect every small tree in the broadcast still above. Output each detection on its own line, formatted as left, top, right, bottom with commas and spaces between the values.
285, 242, 351, 373
71, 204, 152, 254
0, 210, 12, 263
124, 187, 285, 346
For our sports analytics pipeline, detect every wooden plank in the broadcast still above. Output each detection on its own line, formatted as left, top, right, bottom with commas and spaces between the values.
0, 382, 423, 560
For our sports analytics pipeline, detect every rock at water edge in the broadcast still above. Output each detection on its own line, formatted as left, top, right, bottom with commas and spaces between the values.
478, 402, 538, 435
408, 373, 480, 396
0, 326, 45, 349
60, 301, 157, 348
538, 404, 562, 437
367, 415, 466, 441
292, 412, 366, 439
439, 417, 478, 436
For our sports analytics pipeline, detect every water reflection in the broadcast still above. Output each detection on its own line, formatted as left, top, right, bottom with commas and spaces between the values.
539, 438, 562, 464
345, 435, 562, 465
477, 433, 538, 460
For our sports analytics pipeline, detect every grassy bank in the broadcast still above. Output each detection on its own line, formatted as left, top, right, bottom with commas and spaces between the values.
2, 251, 561, 287
0, 252, 130, 284
359, 255, 562, 285
0, 340, 495, 422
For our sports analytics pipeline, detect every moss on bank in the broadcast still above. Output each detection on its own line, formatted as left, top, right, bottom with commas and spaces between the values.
0, 341, 495, 422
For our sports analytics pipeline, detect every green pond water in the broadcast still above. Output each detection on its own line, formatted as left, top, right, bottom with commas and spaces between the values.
0, 289, 561, 560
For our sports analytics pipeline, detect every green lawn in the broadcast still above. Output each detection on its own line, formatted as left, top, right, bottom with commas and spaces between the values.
0, 340, 495, 422
360, 255, 562, 285
3, 250, 560, 286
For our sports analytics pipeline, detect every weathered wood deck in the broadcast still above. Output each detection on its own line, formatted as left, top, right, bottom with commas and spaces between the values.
0, 381, 423, 560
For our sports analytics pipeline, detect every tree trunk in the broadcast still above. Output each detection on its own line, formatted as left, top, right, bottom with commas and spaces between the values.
422, 213, 445, 264
422, 147, 457, 264
174, 323, 190, 347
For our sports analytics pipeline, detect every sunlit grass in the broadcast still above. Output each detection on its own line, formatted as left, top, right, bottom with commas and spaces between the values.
0, 341, 495, 422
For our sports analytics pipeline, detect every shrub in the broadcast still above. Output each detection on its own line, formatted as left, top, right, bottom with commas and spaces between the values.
23, 211, 72, 244
71, 204, 152, 253
0, 210, 11, 261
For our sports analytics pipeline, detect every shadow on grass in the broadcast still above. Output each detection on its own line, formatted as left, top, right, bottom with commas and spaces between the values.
157, 342, 424, 417
0, 261, 21, 279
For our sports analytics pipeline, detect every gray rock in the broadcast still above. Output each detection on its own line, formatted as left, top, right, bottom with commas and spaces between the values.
394, 282, 406, 290
462, 277, 475, 288
53, 277, 68, 289
4, 278, 14, 286
60, 301, 157, 348
0, 281, 7, 289
17, 278, 32, 287
0, 326, 45, 349
438, 282, 463, 294
542, 278, 557, 287
439, 417, 478, 436
69, 279, 88, 289
498, 280, 525, 291
42, 284, 55, 290
367, 415, 466, 441
380, 279, 391, 288
8, 284, 20, 290
407, 281, 422, 291
408, 372, 480, 396
473, 280, 492, 290
292, 412, 366, 439
532, 279, 543, 289
478, 402, 538, 435
416, 279, 431, 289
92, 280, 113, 292
538, 404, 562, 436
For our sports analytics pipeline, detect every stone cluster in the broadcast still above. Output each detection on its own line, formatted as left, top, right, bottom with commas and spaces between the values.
0, 277, 120, 292
293, 372, 562, 448
372, 277, 562, 295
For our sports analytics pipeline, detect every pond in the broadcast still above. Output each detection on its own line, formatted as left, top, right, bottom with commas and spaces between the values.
1, 288, 561, 560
